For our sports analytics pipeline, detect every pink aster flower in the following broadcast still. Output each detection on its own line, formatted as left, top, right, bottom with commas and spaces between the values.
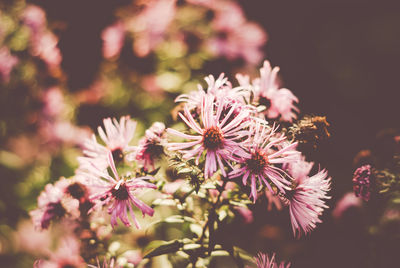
30, 178, 80, 230
31, 31, 62, 68
229, 123, 299, 202
81, 152, 156, 228
284, 160, 331, 237
352, 164, 371, 201
79, 116, 137, 170
102, 21, 125, 59
21, 5, 46, 31
253, 252, 291, 268
34, 236, 85, 268
0, 46, 18, 82
238, 61, 298, 122
133, 122, 166, 171
168, 95, 250, 179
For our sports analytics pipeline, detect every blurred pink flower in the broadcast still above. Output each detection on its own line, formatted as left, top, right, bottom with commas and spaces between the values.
0, 46, 18, 82
133, 122, 166, 171
31, 31, 62, 68
332, 192, 362, 219
102, 21, 125, 59
130, 0, 177, 57
81, 152, 156, 228
34, 236, 85, 268
235, 206, 253, 224
41, 87, 66, 118
253, 252, 291, 268
168, 95, 250, 179
30, 178, 80, 230
22, 5, 46, 31
14, 220, 51, 255
229, 123, 298, 202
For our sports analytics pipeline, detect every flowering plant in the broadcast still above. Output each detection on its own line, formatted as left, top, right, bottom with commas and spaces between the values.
30, 60, 331, 267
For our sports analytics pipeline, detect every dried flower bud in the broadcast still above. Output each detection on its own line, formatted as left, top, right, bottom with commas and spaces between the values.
353, 165, 372, 201
288, 115, 330, 151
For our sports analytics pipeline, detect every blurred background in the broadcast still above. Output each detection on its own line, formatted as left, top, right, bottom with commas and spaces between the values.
1, 0, 399, 267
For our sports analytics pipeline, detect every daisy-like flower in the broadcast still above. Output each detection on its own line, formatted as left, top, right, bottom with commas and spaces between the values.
168, 95, 250, 179
229, 122, 299, 202
81, 152, 156, 228
237, 61, 298, 122
79, 116, 137, 170
30, 178, 80, 230
133, 122, 166, 171
283, 159, 331, 237
253, 252, 291, 268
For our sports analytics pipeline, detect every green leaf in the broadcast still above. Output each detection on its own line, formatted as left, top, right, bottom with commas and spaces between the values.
144, 240, 184, 258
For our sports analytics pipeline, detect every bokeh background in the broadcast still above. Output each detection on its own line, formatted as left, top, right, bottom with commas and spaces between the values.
1, 0, 399, 267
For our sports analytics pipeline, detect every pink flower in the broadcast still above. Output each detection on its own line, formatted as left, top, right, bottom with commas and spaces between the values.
31, 32, 62, 68
34, 236, 85, 268
79, 116, 137, 170
253, 252, 290, 268
81, 152, 156, 228
238, 61, 298, 122
168, 95, 250, 179
284, 160, 331, 237
133, 122, 166, 171
352, 164, 371, 201
21, 5, 46, 31
229, 123, 299, 202
129, 0, 176, 57
332, 192, 362, 219
0, 46, 18, 82
30, 178, 80, 230
102, 21, 125, 59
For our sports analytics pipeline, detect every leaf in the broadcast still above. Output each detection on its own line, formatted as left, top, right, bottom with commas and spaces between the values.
144, 240, 184, 258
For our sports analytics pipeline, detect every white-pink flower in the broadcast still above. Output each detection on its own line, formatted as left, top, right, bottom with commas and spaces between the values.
79, 116, 137, 170
229, 123, 299, 202
81, 152, 156, 228
284, 159, 331, 237
168, 95, 250, 179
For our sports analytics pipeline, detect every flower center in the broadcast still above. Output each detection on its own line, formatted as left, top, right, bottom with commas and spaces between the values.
111, 183, 129, 200
246, 151, 268, 174
145, 142, 164, 158
203, 127, 224, 150
47, 202, 66, 217
66, 182, 86, 200
112, 148, 124, 163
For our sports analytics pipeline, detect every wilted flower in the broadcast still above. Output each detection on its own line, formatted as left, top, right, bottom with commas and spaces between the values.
284, 160, 331, 237
81, 152, 156, 228
352, 164, 372, 201
168, 95, 250, 179
229, 123, 299, 201
253, 252, 290, 268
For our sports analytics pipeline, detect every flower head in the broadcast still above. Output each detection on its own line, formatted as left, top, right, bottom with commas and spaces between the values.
79, 116, 137, 170
80, 152, 156, 228
168, 95, 250, 179
352, 164, 371, 201
284, 160, 331, 237
133, 122, 166, 171
253, 252, 291, 268
229, 123, 299, 202
30, 178, 79, 230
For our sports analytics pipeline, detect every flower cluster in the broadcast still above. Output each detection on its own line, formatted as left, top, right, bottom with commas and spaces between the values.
168, 61, 331, 236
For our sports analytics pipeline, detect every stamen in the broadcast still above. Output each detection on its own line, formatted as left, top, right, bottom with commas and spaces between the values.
246, 150, 268, 174
202, 127, 224, 149
111, 183, 129, 200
